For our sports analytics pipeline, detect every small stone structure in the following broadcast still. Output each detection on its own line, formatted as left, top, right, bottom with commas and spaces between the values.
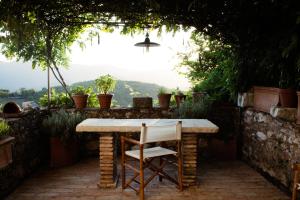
242, 108, 300, 191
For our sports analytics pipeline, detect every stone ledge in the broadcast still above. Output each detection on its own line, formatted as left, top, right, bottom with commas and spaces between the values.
270, 106, 297, 122
244, 107, 297, 123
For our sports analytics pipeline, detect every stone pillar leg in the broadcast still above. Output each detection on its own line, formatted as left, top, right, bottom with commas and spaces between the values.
182, 133, 198, 186
98, 133, 117, 188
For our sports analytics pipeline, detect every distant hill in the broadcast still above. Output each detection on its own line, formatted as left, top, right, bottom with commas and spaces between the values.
0, 79, 166, 107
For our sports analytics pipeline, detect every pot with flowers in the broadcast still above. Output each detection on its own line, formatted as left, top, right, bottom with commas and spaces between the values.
0, 120, 14, 168
42, 110, 84, 168
157, 87, 172, 109
95, 74, 117, 109
71, 86, 92, 109
174, 87, 186, 107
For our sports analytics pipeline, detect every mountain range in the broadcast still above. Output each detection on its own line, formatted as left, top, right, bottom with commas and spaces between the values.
0, 79, 165, 107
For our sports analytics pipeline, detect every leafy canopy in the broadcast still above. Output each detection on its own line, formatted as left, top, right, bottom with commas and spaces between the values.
0, 0, 299, 92
177, 32, 237, 101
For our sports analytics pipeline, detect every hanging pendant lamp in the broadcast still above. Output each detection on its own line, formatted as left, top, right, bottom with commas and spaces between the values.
134, 32, 160, 52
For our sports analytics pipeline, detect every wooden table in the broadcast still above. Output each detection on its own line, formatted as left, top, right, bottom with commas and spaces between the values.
76, 118, 219, 188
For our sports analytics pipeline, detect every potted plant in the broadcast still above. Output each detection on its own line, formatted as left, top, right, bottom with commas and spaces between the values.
95, 74, 116, 109
174, 88, 186, 107
42, 110, 84, 168
278, 67, 297, 108
71, 86, 91, 109
157, 87, 172, 109
0, 120, 14, 168
192, 85, 207, 103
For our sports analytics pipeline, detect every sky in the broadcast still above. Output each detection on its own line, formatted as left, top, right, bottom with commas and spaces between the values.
0, 28, 194, 91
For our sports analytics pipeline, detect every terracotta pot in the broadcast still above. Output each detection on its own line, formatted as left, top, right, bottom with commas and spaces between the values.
97, 94, 113, 109
297, 92, 300, 124
175, 95, 186, 107
50, 137, 79, 168
253, 86, 279, 113
192, 92, 206, 102
208, 138, 237, 161
72, 94, 89, 109
133, 97, 153, 109
278, 88, 297, 108
0, 136, 14, 169
158, 94, 172, 109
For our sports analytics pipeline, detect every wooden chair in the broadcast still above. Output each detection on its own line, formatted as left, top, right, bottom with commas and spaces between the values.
292, 163, 300, 200
121, 121, 183, 200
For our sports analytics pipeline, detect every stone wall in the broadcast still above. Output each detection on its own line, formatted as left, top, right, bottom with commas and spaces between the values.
76, 107, 174, 119
0, 110, 48, 198
242, 108, 300, 191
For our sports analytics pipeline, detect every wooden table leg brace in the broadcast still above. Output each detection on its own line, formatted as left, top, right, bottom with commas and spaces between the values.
98, 133, 117, 188
182, 133, 198, 186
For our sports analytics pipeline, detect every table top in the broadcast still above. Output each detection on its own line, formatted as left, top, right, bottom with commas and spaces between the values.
76, 118, 219, 134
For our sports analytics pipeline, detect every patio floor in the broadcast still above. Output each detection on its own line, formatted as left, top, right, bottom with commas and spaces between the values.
6, 158, 290, 200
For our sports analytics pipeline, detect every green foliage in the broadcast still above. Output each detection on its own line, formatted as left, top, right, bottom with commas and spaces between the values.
0, 11, 86, 71
19, 88, 35, 97
39, 89, 73, 108
0, 121, 10, 137
95, 74, 116, 94
177, 32, 237, 102
71, 86, 91, 95
175, 87, 184, 96
42, 109, 84, 142
0, 1, 300, 92
0, 89, 9, 98
87, 92, 98, 108
158, 87, 168, 95
175, 97, 212, 119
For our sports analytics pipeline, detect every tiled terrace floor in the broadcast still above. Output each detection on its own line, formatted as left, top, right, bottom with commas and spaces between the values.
6, 158, 290, 200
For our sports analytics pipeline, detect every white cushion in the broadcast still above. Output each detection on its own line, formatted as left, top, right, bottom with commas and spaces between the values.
125, 146, 177, 160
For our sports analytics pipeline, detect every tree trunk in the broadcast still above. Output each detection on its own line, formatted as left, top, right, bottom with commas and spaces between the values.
45, 34, 74, 107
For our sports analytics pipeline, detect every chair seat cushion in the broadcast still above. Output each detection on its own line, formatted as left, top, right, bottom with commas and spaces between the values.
125, 146, 177, 160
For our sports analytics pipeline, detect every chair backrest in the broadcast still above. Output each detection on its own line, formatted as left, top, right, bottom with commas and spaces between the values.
140, 121, 182, 144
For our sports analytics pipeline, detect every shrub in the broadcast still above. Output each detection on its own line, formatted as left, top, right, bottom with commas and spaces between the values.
176, 97, 212, 119
71, 86, 92, 95
42, 109, 85, 142
39, 89, 73, 108
0, 121, 10, 137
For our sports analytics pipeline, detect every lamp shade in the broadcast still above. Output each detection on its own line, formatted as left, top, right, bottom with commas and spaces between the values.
134, 33, 160, 51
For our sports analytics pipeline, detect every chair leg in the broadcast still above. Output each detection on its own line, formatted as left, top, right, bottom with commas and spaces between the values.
292, 170, 299, 200
178, 142, 183, 191
121, 137, 125, 190
140, 146, 144, 200
159, 157, 163, 182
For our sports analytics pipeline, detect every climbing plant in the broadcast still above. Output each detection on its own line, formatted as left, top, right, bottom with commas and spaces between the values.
0, 0, 299, 96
